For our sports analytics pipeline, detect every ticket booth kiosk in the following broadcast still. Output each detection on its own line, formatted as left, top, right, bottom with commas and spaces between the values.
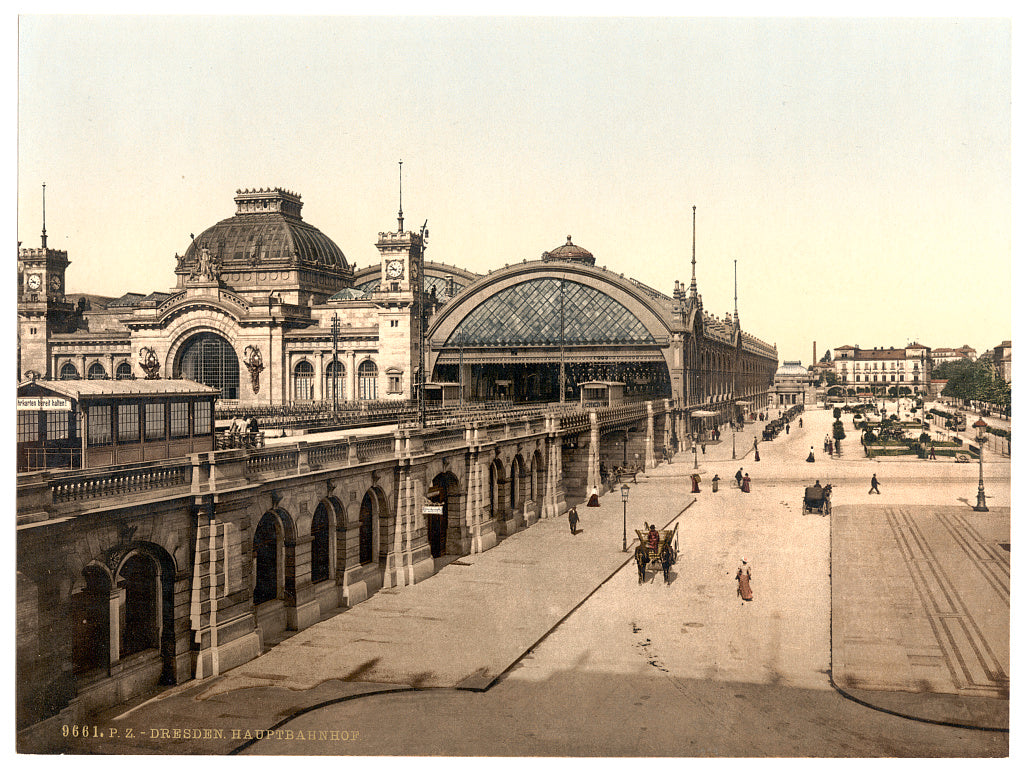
423, 382, 462, 408
580, 381, 626, 409
17, 378, 219, 471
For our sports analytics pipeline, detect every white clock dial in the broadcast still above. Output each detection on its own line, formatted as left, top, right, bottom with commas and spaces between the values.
386, 260, 404, 279
27, 274, 41, 290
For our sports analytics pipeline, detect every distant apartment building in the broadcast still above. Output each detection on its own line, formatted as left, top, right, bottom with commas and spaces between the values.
991, 340, 1011, 383
832, 343, 931, 395
931, 345, 977, 366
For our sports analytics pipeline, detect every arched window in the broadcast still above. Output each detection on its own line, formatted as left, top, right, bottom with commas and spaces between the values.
325, 360, 345, 403
311, 503, 331, 584
358, 361, 378, 401
444, 278, 656, 347
115, 362, 133, 380
253, 512, 281, 605
119, 553, 160, 658
87, 362, 107, 380
59, 362, 79, 380
358, 491, 376, 564
177, 332, 239, 399
71, 566, 110, 675
293, 361, 314, 402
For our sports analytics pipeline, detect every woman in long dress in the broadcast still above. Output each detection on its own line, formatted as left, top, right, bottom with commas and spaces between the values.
587, 486, 600, 507
736, 559, 753, 601
741, 473, 751, 493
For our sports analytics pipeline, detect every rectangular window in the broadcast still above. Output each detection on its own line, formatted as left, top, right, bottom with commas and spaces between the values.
194, 401, 211, 435
118, 404, 140, 442
88, 405, 112, 446
47, 411, 70, 441
170, 401, 189, 437
388, 375, 402, 393
145, 402, 165, 441
18, 411, 39, 442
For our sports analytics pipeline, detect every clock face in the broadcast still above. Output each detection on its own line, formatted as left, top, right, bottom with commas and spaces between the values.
26, 274, 41, 290
386, 260, 405, 280
49, 275, 62, 291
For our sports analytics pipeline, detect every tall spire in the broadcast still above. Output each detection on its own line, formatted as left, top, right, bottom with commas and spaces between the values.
688, 205, 698, 297
733, 259, 741, 330
397, 160, 404, 232
41, 183, 47, 249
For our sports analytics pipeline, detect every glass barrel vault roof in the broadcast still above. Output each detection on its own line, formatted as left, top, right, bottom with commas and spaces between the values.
444, 278, 656, 347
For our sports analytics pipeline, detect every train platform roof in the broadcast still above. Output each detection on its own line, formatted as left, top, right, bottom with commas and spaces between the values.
18, 378, 220, 401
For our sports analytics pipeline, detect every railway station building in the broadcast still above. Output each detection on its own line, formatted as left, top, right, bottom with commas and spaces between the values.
18, 187, 778, 439
17, 186, 779, 743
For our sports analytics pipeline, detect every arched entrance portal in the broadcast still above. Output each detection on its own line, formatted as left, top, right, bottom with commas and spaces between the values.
427, 472, 461, 558
176, 332, 240, 399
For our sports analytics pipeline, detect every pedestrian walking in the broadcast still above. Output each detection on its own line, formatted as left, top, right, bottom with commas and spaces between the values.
869, 473, 880, 494
929, 445, 937, 460
568, 506, 580, 535
735, 558, 753, 602
741, 473, 751, 493
754, 447, 760, 462
690, 472, 701, 493
712, 474, 720, 492
587, 486, 600, 507
806, 446, 815, 463
735, 468, 743, 488
701, 443, 706, 455
786, 423, 790, 434
799, 417, 803, 428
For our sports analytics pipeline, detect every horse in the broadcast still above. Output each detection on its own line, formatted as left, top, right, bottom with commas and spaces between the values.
634, 545, 649, 583
661, 544, 676, 582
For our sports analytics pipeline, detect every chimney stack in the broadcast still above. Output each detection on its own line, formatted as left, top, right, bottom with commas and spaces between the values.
813, 340, 817, 364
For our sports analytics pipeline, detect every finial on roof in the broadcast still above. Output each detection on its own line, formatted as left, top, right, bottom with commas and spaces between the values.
41, 183, 47, 249
398, 160, 404, 232
733, 259, 740, 329
689, 205, 698, 298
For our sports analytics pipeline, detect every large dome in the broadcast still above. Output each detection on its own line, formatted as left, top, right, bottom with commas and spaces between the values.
541, 235, 595, 266
179, 188, 349, 275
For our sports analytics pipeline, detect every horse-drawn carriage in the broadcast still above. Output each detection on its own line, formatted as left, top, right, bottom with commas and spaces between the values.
634, 525, 677, 583
802, 483, 832, 515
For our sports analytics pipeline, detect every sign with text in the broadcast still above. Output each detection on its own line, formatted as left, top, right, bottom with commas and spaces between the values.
422, 504, 445, 516
17, 397, 72, 411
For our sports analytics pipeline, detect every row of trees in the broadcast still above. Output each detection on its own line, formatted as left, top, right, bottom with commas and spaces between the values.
933, 358, 1011, 412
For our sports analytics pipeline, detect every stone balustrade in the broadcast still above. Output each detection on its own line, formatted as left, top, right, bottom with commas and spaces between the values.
18, 399, 677, 518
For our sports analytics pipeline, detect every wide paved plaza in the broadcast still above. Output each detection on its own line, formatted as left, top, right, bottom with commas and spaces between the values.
63, 406, 1009, 756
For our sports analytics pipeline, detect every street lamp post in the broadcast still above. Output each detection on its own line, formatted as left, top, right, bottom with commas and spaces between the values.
973, 419, 988, 512
621, 483, 630, 552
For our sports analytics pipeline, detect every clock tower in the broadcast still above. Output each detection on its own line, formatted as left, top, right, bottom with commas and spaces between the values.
18, 185, 75, 379
374, 165, 426, 400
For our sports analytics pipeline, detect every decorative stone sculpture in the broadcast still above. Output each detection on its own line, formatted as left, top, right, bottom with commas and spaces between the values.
243, 345, 264, 394
139, 347, 161, 379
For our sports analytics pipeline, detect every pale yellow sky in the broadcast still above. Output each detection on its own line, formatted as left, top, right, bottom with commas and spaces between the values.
15, 14, 1012, 363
